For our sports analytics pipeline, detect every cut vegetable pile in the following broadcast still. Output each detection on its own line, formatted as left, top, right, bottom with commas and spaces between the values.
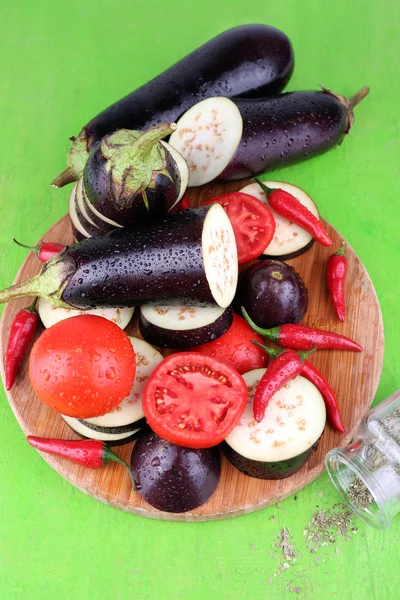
0, 23, 370, 514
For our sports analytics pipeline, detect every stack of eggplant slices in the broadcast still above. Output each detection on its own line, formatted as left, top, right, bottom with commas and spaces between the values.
1, 24, 368, 513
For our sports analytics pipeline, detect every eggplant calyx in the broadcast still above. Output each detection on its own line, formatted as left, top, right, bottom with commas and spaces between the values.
0, 251, 76, 309
101, 123, 177, 210
52, 131, 89, 188
320, 85, 370, 134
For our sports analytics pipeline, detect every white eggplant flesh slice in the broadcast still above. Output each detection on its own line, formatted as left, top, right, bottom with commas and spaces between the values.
160, 141, 189, 207
224, 371, 326, 479
202, 203, 238, 308
37, 296, 134, 330
68, 181, 91, 239
82, 176, 124, 229
139, 303, 232, 349
75, 175, 100, 228
240, 181, 319, 259
85, 337, 163, 427
169, 97, 243, 187
61, 414, 143, 443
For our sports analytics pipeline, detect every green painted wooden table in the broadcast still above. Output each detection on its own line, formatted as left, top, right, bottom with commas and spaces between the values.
0, 0, 399, 598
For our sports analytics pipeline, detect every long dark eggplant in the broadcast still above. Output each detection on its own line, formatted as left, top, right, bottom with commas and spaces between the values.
168, 86, 369, 186
0, 205, 238, 310
52, 24, 294, 188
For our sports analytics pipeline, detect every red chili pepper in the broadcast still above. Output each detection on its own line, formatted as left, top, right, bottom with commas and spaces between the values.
178, 195, 191, 211
5, 298, 38, 391
252, 343, 315, 422
327, 242, 347, 322
301, 360, 345, 433
255, 178, 332, 246
242, 307, 362, 352
13, 238, 65, 262
27, 436, 135, 487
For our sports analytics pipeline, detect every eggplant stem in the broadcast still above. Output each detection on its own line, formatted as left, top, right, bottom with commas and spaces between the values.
319, 85, 369, 133
348, 86, 370, 109
51, 166, 79, 188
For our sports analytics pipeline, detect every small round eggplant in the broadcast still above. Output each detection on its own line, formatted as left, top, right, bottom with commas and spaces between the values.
236, 260, 308, 328
139, 303, 233, 349
130, 430, 221, 512
83, 123, 185, 228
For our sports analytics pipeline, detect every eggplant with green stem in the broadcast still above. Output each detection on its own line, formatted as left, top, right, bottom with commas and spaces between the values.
52, 24, 294, 188
0, 205, 238, 310
71, 123, 189, 236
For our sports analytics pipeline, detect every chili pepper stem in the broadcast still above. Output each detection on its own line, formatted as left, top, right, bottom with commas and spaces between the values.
13, 238, 39, 254
102, 446, 136, 491
241, 307, 280, 341
298, 346, 317, 362
27, 297, 38, 312
254, 177, 274, 196
252, 340, 283, 359
335, 242, 346, 256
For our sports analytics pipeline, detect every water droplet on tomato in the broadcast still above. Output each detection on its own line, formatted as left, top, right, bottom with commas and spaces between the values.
105, 367, 116, 381
43, 370, 50, 381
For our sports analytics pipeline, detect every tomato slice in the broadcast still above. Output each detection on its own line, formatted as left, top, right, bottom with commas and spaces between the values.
29, 315, 136, 419
194, 314, 268, 374
142, 352, 248, 449
202, 192, 275, 264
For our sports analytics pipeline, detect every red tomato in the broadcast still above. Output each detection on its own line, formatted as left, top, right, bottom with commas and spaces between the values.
29, 315, 136, 419
194, 314, 268, 374
142, 352, 248, 449
202, 192, 275, 264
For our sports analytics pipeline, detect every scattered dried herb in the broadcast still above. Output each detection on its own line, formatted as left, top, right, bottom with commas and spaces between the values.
271, 527, 298, 576
303, 504, 357, 553
347, 476, 374, 509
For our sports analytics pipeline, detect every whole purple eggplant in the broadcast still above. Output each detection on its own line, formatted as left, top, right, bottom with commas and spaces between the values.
52, 24, 294, 188
168, 86, 369, 186
0, 205, 238, 310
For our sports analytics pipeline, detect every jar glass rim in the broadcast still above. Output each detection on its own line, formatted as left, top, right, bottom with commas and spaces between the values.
325, 448, 392, 530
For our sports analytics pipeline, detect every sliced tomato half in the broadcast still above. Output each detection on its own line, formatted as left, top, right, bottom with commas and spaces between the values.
142, 352, 248, 449
202, 192, 276, 264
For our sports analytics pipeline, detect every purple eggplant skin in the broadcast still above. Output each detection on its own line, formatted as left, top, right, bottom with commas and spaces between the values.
83, 140, 180, 226
62, 206, 219, 309
235, 260, 308, 329
139, 306, 233, 350
261, 239, 315, 261
219, 87, 369, 180
52, 25, 294, 188
130, 430, 221, 512
222, 437, 321, 480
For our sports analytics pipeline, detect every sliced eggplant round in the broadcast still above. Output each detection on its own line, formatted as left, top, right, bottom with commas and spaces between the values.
130, 430, 221, 512
168, 97, 243, 187
85, 337, 163, 427
160, 141, 189, 208
61, 414, 143, 444
240, 181, 319, 259
139, 303, 233, 349
37, 296, 134, 330
224, 370, 326, 479
68, 181, 91, 239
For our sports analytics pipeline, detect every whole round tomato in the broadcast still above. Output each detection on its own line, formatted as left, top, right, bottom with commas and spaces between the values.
29, 315, 136, 418
194, 314, 268, 374
142, 352, 248, 449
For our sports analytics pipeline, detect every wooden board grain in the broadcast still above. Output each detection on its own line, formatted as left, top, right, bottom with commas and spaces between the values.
0, 179, 384, 521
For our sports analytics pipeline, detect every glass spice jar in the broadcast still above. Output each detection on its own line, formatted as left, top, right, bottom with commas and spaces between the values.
326, 390, 400, 530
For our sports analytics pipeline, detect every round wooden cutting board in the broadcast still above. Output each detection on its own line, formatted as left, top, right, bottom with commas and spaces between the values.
0, 179, 384, 521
